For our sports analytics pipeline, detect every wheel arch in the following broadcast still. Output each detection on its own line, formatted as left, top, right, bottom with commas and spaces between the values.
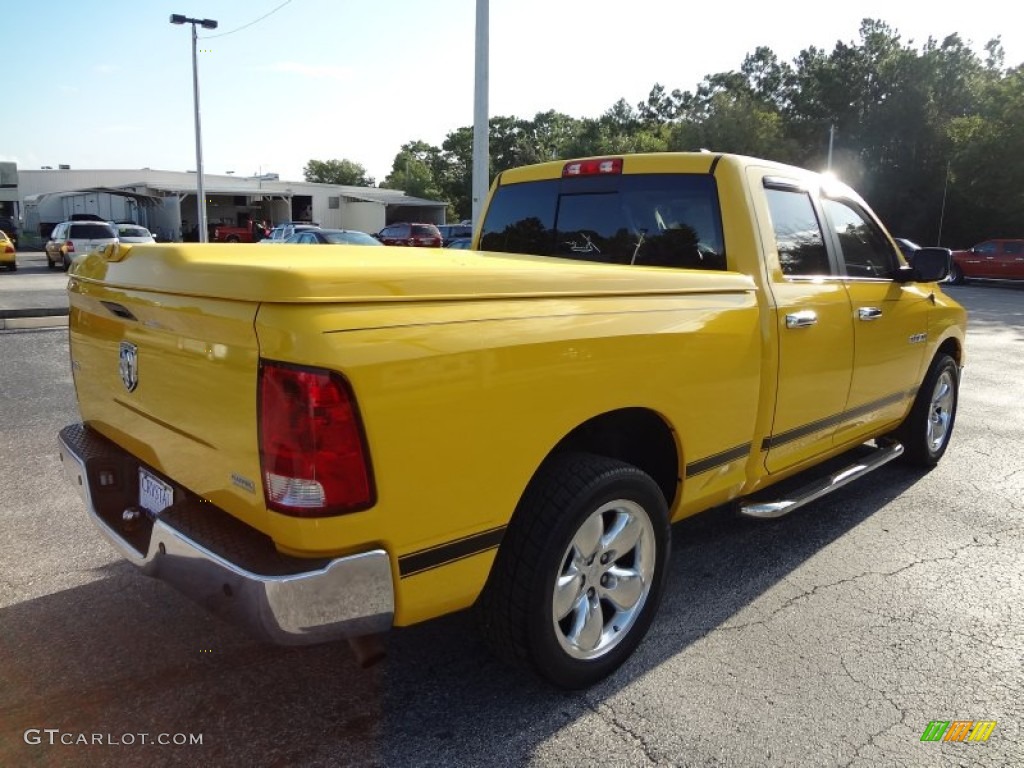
936, 335, 963, 367
542, 407, 680, 511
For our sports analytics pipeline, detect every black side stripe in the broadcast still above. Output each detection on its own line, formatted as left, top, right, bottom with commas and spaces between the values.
708, 154, 723, 176
686, 442, 752, 476
399, 526, 506, 578
761, 389, 917, 451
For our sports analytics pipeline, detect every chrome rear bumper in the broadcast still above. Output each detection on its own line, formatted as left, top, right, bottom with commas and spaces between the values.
58, 423, 393, 645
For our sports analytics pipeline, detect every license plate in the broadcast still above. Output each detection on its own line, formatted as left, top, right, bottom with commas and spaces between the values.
139, 468, 174, 516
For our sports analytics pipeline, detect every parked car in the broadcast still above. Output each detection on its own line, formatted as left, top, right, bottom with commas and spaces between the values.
0, 216, 18, 248
445, 237, 473, 250
437, 223, 473, 246
0, 230, 15, 271
376, 222, 443, 247
263, 222, 321, 243
284, 229, 382, 246
115, 224, 156, 244
45, 221, 118, 271
893, 238, 921, 262
949, 239, 1024, 283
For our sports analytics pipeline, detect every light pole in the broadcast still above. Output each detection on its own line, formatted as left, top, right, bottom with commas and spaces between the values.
471, 0, 488, 229
936, 160, 951, 246
170, 13, 218, 243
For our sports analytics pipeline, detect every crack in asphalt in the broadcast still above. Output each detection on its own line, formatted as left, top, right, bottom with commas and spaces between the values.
714, 537, 1010, 634
835, 655, 907, 768
583, 695, 659, 766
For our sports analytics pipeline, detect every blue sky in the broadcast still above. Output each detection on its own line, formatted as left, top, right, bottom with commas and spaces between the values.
5, 0, 1022, 184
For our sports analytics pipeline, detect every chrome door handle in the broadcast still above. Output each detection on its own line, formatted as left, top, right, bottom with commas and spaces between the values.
858, 307, 883, 321
785, 310, 818, 328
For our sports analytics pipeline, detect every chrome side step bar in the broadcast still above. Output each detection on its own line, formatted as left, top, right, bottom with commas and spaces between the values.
739, 441, 905, 519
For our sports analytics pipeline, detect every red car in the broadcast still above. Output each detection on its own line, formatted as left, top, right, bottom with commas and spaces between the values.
376, 222, 442, 247
949, 239, 1024, 283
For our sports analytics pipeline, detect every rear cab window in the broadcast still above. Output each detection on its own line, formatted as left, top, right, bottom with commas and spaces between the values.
480, 173, 727, 270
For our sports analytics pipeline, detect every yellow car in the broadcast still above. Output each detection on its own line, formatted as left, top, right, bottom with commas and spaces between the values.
0, 230, 15, 271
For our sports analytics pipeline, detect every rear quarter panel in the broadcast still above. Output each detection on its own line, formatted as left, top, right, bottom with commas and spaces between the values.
255, 288, 762, 624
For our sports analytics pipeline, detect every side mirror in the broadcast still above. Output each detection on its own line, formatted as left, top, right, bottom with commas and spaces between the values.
898, 247, 950, 283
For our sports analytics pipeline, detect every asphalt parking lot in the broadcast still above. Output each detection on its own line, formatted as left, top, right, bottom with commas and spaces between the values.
0, 276, 1021, 767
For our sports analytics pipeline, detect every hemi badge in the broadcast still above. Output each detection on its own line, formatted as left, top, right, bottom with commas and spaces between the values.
909, 333, 927, 344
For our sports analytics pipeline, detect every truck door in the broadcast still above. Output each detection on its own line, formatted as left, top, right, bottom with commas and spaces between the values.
998, 240, 1024, 279
966, 240, 1001, 278
759, 179, 855, 474
820, 198, 930, 444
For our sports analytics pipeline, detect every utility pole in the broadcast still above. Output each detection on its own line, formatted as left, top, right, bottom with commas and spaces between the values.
827, 124, 835, 171
471, 0, 489, 229
937, 160, 951, 246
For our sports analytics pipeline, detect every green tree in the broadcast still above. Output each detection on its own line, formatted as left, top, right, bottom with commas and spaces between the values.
378, 18, 1022, 244
302, 158, 374, 186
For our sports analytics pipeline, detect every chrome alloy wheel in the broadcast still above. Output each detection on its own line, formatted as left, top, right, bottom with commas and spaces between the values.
552, 499, 656, 660
927, 368, 956, 453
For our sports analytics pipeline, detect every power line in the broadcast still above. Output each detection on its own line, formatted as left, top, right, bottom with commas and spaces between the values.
199, 0, 294, 39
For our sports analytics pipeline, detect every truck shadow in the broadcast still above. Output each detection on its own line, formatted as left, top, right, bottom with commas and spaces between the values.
0, 463, 927, 767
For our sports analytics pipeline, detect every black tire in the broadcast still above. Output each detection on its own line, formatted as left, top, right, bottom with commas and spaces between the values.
476, 452, 670, 689
62, 254, 70, 272
948, 263, 965, 285
46, 255, 57, 270
894, 353, 959, 467
226, 235, 240, 243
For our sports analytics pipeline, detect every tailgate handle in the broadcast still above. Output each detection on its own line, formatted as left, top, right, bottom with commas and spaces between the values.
101, 301, 138, 321
785, 310, 817, 328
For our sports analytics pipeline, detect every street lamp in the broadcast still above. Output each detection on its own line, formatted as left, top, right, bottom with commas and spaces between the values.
170, 13, 218, 243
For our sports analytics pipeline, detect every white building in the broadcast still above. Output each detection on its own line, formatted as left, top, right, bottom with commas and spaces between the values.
17, 167, 447, 244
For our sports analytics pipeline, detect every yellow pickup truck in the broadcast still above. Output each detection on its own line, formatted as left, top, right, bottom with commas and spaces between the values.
58, 152, 966, 689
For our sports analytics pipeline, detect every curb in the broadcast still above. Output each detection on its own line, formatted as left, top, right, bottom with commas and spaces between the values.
0, 307, 70, 319
0, 315, 68, 330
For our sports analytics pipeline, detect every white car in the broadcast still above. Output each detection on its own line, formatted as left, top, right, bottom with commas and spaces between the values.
115, 224, 156, 244
45, 221, 119, 271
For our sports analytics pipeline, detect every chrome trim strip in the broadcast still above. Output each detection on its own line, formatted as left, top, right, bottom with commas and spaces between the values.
59, 429, 394, 645
739, 441, 904, 519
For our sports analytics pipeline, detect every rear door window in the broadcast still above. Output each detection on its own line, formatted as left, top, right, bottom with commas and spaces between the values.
764, 187, 832, 276
480, 174, 726, 270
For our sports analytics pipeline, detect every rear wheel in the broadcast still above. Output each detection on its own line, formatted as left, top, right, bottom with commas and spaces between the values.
894, 353, 959, 467
948, 263, 965, 285
476, 452, 670, 689
226, 235, 240, 243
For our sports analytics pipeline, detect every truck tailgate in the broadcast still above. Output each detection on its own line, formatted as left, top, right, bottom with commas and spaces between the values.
67, 277, 267, 534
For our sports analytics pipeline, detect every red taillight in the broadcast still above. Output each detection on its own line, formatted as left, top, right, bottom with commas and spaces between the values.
2, 244, 12, 254
258, 361, 375, 516
562, 158, 623, 177
65, 240, 75, 252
